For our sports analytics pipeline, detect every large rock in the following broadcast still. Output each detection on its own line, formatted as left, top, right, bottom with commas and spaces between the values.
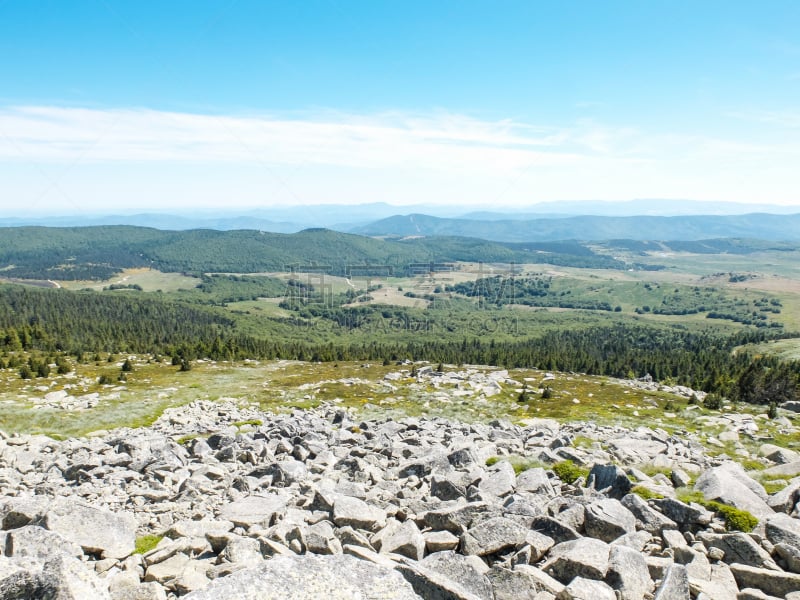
43, 499, 136, 559
730, 563, 800, 598
184, 554, 422, 599
4, 525, 82, 562
333, 496, 387, 532
461, 517, 528, 556
587, 464, 632, 498
542, 538, 610, 583
478, 461, 516, 498
516, 468, 555, 497
486, 567, 548, 600
583, 499, 636, 542
557, 576, 616, 600
38, 555, 112, 600
0, 556, 40, 599
653, 564, 689, 600
379, 520, 425, 561
697, 532, 778, 570
694, 462, 773, 519
218, 494, 289, 528
764, 513, 800, 549
605, 544, 653, 600
621, 493, 677, 534
0, 496, 51, 530
688, 562, 738, 600
421, 551, 493, 599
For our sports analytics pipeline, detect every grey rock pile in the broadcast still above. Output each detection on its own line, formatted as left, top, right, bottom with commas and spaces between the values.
1, 400, 799, 599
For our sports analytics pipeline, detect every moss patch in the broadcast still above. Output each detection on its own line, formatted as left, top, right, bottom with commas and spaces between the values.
134, 534, 163, 555
552, 460, 588, 485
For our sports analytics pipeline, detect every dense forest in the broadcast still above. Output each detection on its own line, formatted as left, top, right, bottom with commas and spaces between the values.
1, 284, 797, 404
0, 226, 638, 280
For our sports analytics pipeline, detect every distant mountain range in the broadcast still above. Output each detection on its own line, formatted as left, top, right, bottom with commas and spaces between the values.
351, 213, 800, 242
2, 200, 798, 234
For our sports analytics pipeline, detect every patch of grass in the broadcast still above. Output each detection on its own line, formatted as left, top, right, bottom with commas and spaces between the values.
232, 419, 263, 428
707, 501, 758, 533
739, 459, 766, 472
676, 487, 706, 505
572, 435, 597, 449
675, 487, 758, 532
176, 434, 200, 446
134, 534, 163, 555
631, 485, 664, 500
762, 480, 788, 495
552, 460, 588, 485
639, 465, 674, 478
486, 455, 546, 475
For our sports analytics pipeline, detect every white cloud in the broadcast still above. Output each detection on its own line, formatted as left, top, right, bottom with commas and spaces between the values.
0, 105, 798, 211
0, 106, 583, 173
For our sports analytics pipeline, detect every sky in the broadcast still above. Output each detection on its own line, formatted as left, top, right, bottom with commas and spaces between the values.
0, 0, 799, 216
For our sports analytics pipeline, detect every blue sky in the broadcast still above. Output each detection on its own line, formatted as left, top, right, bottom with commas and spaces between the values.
1, 0, 799, 215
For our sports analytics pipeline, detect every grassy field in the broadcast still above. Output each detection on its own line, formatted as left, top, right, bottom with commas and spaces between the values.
1, 358, 796, 468
60, 268, 200, 292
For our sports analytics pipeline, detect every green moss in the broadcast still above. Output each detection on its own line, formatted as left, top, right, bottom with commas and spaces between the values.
676, 488, 706, 505
707, 501, 758, 533
552, 460, 588, 485
631, 485, 664, 500
486, 455, 545, 474
176, 434, 199, 446
675, 488, 758, 532
739, 459, 766, 472
134, 534, 163, 555
760, 478, 789, 494
233, 419, 263, 428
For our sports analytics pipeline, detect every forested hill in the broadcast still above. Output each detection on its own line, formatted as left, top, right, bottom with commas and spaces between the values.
0, 226, 627, 280
352, 212, 800, 242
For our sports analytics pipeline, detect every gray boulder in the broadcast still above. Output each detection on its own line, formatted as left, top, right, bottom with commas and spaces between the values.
516, 468, 556, 497
304, 521, 342, 555
184, 554, 422, 599
605, 544, 653, 600
486, 567, 549, 600
651, 498, 713, 526
764, 512, 800, 549
766, 477, 800, 513
43, 499, 136, 559
730, 563, 800, 598
542, 538, 610, 583
584, 499, 636, 542
697, 532, 778, 570
39, 555, 112, 600
421, 551, 493, 599
379, 520, 425, 561
333, 496, 387, 532
397, 559, 486, 600
478, 461, 516, 498
0, 556, 40, 599
653, 562, 689, 600
620, 493, 677, 534
4, 525, 82, 562
587, 464, 632, 498
461, 516, 529, 556
557, 576, 616, 600
0, 496, 51, 530
694, 463, 773, 519
218, 494, 289, 528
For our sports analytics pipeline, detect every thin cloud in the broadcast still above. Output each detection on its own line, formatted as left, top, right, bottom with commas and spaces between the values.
0, 106, 585, 173
727, 109, 800, 129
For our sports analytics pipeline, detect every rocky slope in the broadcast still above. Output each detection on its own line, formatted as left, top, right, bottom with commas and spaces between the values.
1, 400, 799, 600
